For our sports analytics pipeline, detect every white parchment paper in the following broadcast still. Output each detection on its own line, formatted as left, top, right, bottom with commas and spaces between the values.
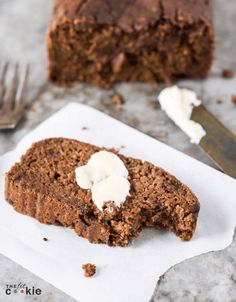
0, 103, 235, 302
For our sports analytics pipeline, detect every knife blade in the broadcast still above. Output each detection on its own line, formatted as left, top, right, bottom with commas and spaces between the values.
191, 105, 236, 178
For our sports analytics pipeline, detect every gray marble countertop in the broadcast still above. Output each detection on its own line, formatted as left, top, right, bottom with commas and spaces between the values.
0, 0, 236, 301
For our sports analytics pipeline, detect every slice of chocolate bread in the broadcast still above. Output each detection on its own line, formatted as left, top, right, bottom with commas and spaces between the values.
5, 138, 200, 246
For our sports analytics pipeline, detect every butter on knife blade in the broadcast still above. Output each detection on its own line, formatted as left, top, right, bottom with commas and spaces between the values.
158, 85, 236, 178
158, 85, 206, 144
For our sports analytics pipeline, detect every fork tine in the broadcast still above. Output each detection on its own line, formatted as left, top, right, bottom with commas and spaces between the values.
15, 64, 30, 112
0, 62, 9, 101
2, 63, 19, 112
0, 62, 9, 84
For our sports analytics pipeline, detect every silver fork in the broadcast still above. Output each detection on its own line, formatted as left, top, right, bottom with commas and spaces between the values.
0, 62, 29, 130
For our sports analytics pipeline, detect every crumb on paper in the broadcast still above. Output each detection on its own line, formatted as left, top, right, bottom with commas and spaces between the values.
222, 69, 234, 79
112, 94, 125, 106
81, 126, 89, 131
216, 99, 223, 105
120, 145, 125, 149
43, 238, 48, 241
82, 263, 96, 277
231, 95, 236, 105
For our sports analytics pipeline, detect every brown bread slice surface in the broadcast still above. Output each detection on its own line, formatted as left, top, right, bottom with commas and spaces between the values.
5, 138, 200, 247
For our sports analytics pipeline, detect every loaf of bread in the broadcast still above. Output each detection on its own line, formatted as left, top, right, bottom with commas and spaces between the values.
5, 138, 200, 246
47, 0, 215, 88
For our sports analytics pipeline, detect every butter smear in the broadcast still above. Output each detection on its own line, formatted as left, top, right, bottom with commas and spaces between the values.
158, 85, 206, 144
75, 151, 130, 210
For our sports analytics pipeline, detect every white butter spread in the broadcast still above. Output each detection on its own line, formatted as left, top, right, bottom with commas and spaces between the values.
75, 151, 130, 210
158, 85, 206, 144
